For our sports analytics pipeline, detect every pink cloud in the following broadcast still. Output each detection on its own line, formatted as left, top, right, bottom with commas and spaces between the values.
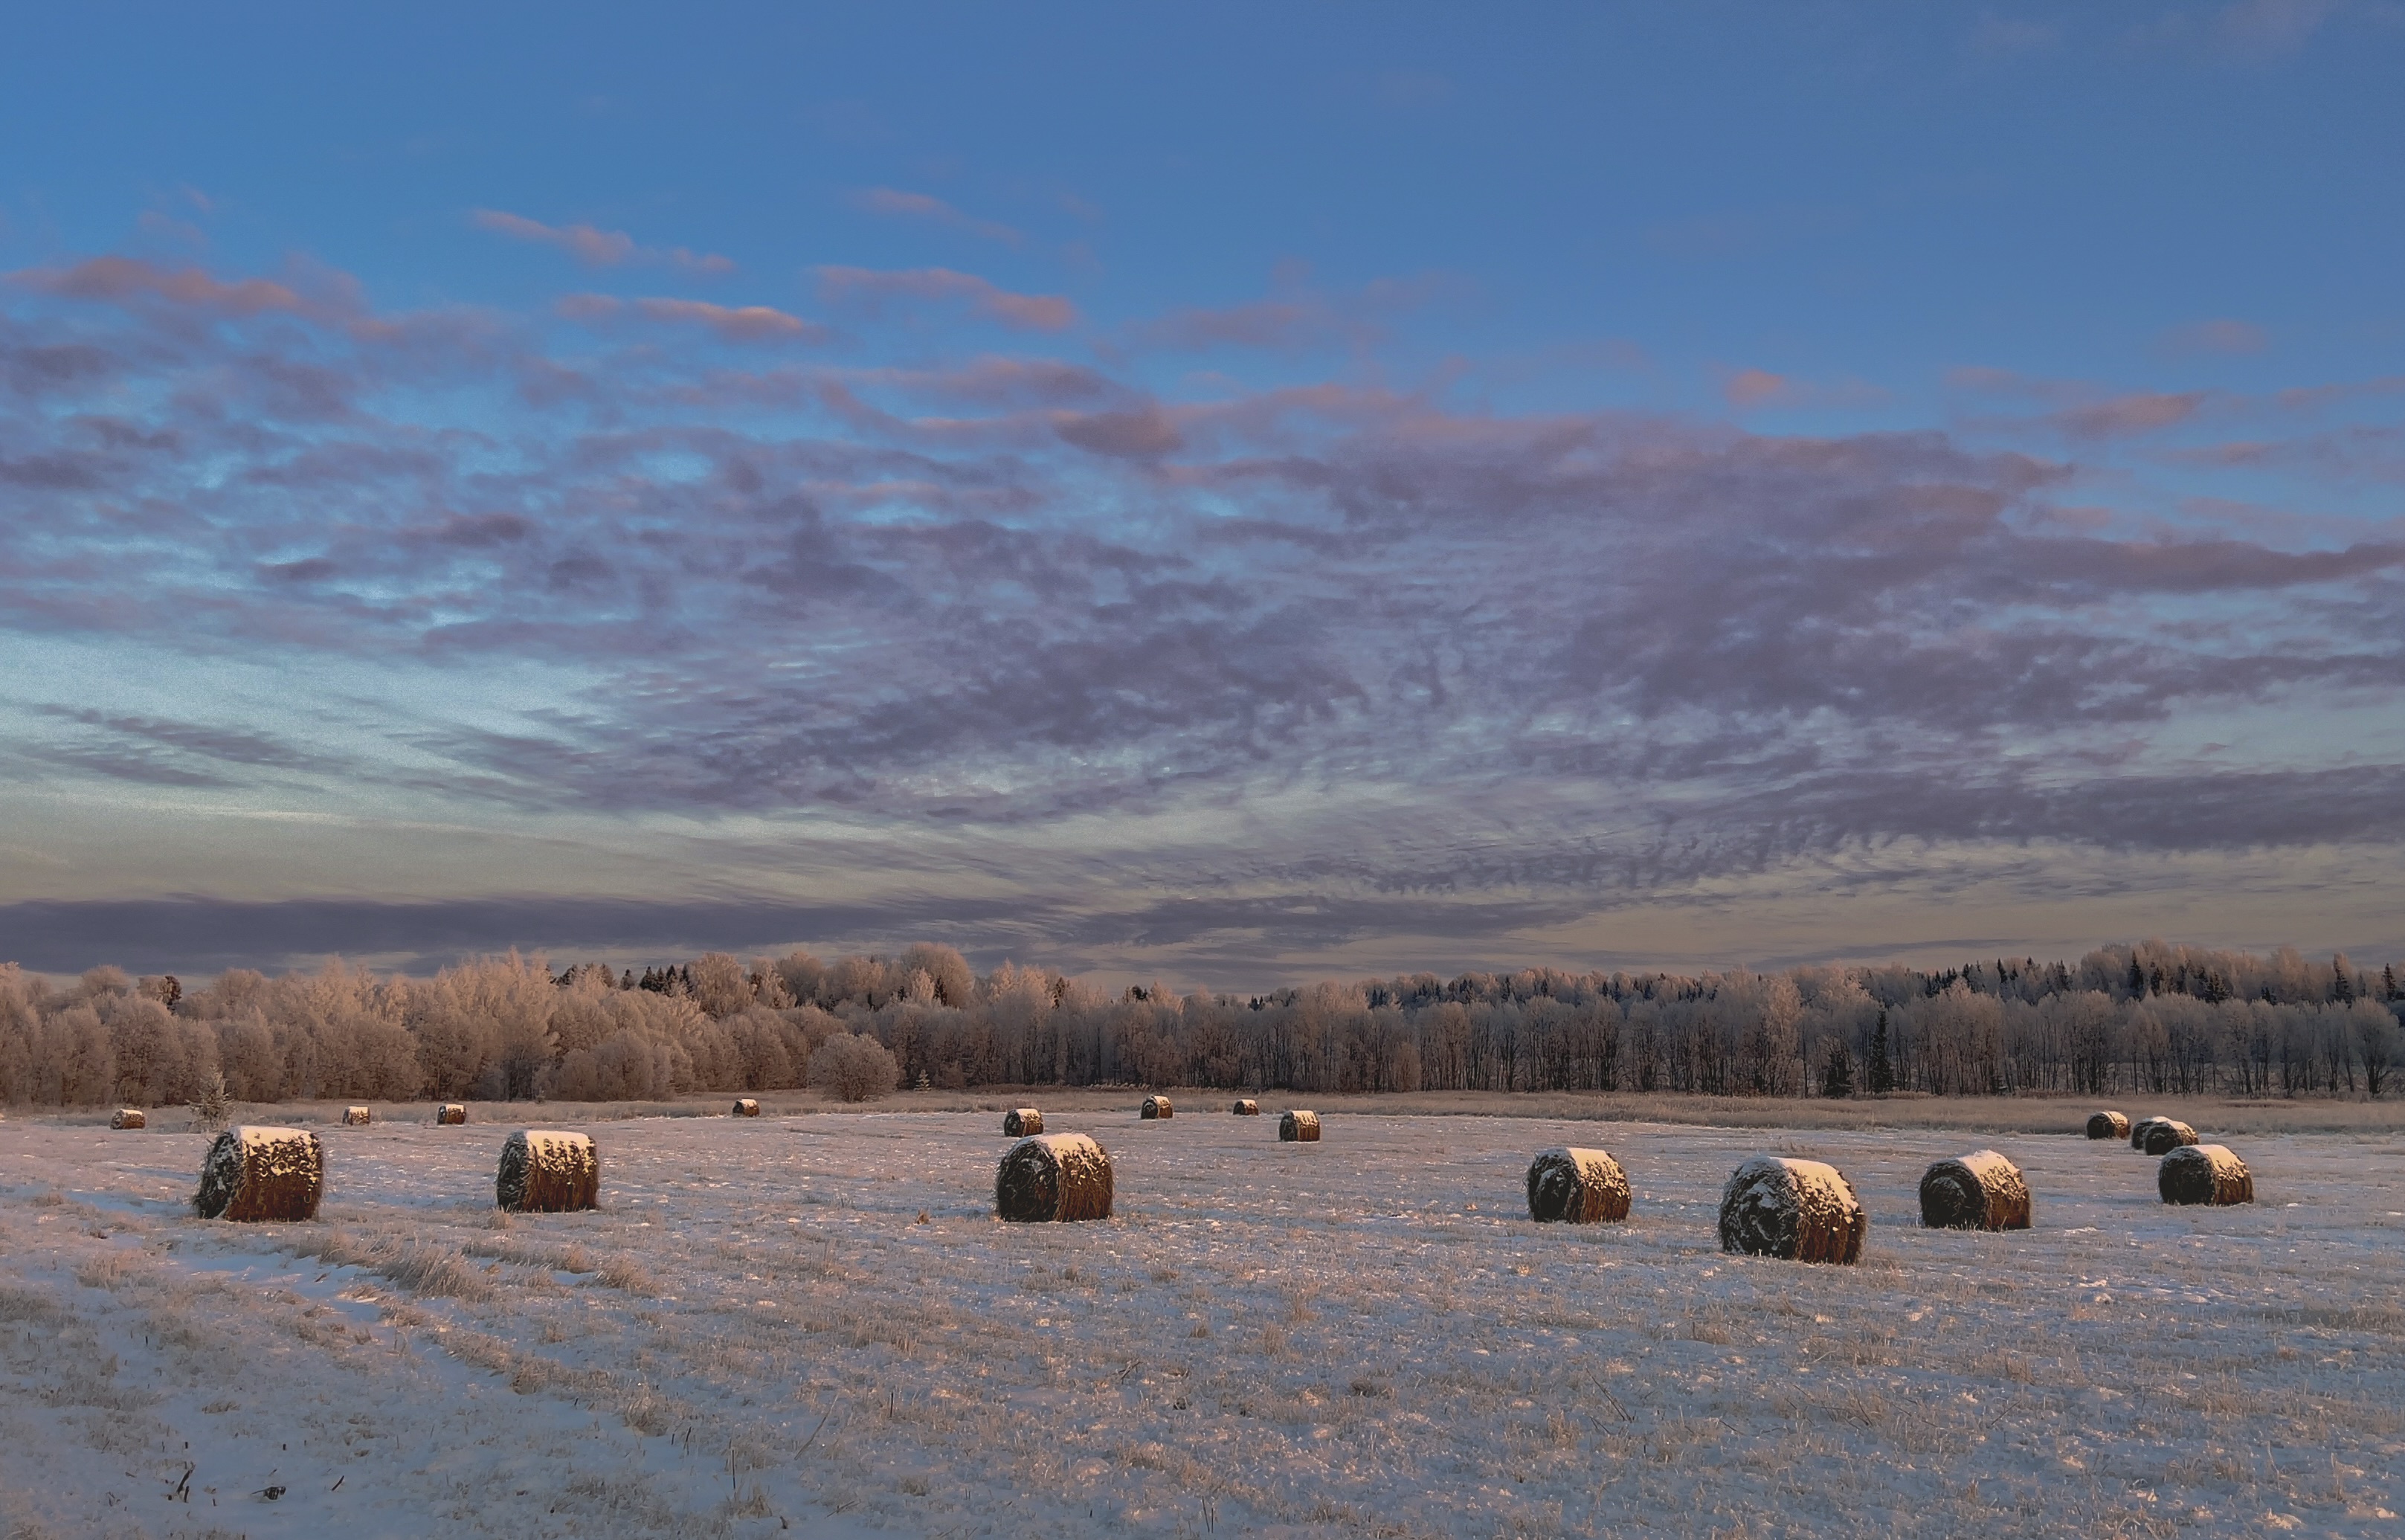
471, 210, 734, 274
7, 256, 313, 318
1725, 368, 1790, 407
814, 266, 1077, 332
852, 188, 1024, 247
1722, 367, 1887, 411
557, 294, 823, 343
2048, 391, 2211, 438
473, 210, 634, 266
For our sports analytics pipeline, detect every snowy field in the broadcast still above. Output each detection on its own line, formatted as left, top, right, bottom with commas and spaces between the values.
3, 1101, 2402, 1539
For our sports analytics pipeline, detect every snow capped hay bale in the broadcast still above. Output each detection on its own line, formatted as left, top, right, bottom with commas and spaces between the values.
1918, 1150, 2032, 1231
1278, 1109, 1321, 1142
109, 1108, 146, 1130
1002, 1107, 1043, 1137
496, 1130, 600, 1214
995, 1133, 1113, 1222
2160, 1144, 2254, 1206
2134, 1118, 2200, 1156
342, 1106, 372, 1127
1141, 1095, 1173, 1120
193, 1127, 323, 1222
1525, 1147, 1632, 1224
732, 1098, 761, 1117
436, 1103, 467, 1126
2086, 1111, 2130, 1141
1232, 1098, 1259, 1115
1719, 1155, 1866, 1264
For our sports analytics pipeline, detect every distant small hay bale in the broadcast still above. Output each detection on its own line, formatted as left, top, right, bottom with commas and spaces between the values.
342, 1106, 372, 1127
732, 1098, 761, 1117
436, 1104, 467, 1126
995, 1133, 1113, 1222
1278, 1109, 1321, 1142
1232, 1099, 1260, 1115
1003, 1107, 1043, 1137
2086, 1111, 2130, 1141
1141, 1095, 1173, 1120
496, 1130, 600, 1214
1919, 1150, 2032, 1231
2160, 1144, 2254, 1206
1526, 1147, 1632, 1224
109, 1108, 146, 1130
1719, 1155, 1866, 1265
2134, 1118, 2200, 1156
193, 1126, 323, 1222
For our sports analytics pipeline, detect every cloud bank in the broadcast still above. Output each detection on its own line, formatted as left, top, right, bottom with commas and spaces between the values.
2, 248, 2401, 977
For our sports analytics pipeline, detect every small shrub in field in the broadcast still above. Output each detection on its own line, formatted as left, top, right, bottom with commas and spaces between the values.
811, 1032, 900, 1103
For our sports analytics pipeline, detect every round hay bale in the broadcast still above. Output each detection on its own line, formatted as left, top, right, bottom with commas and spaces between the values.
1002, 1107, 1043, 1137
1525, 1147, 1632, 1224
995, 1133, 1113, 1222
733, 1098, 761, 1117
2135, 1118, 2200, 1157
1278, 1109, 1321, 1142
1918, 1150, 2031, 1231
496, 1130, 600, 1213
436, 1103, 467, 1126
2085, 1111, 2130, 1141
341, 1106, 372, 1127
193, 1126, 323, 1222
2160, 1144, 2254, 1206
1231, 1098, 1260, 1115
1141, 1095, 1173, 1120
109, 1108, 146, 1130
1718, 1155, 1866, 1264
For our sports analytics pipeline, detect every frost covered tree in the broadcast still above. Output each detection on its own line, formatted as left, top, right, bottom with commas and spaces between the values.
810, 1031, 900, 1102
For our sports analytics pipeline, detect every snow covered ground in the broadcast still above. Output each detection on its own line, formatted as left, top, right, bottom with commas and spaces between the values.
3, 1101, 2401, 1537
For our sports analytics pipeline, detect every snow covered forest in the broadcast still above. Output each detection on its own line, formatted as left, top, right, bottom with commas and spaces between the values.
1, 941, 2400, 1109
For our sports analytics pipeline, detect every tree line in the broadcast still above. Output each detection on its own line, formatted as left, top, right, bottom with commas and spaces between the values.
1, 940, 2399, 1109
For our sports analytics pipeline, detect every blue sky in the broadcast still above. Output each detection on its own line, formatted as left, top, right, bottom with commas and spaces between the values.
2, 2, 2401, 981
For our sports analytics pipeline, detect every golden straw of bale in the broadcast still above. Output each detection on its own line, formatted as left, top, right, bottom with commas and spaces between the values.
1918, 1150, 2032, 1231
109, 1108, 146, 1130
2085, 1111, 2130, 1141
1232, 1098, 1260, 1115
995, 1133, 1113, 1222
1719, 1155, 1866, 1264
496, 1130, 600, 1213
2160, 1144, 2254, 1206
733, 1098, 761, 1117
436, 1103, 467, 1126
1002, 1107, 1043, 1137
1278, 1109, 1321, 1142
342, 1106, 372, 1127
193, 1126, 323, 1222
1141, 1095, 1173, 1120
2134, 1118, 2200, 1156
1526, 1147, 1632, 1224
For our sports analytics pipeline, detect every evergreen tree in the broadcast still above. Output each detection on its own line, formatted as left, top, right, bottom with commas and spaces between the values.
1867, 1008, 1895, 1095
2334, 957, 2355, 1004
2127, 955, 2145, 997
1820, 1037, 1855, 1099
2385, 962, 2398, 1002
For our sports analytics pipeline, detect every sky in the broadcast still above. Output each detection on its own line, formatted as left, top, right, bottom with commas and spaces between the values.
2, 1, 2402, 984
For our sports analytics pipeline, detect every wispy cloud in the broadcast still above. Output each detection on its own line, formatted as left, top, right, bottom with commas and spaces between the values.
851, 187, 1025, 247
471, 209, 734, 274
814, 265, 1076, 331
4, 247, 2401, 976
559, 292, 825, 343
